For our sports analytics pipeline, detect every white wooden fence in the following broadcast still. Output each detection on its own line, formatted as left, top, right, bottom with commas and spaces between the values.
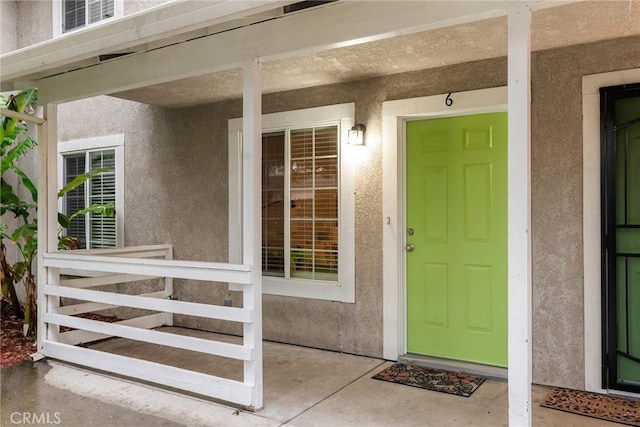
40, 244, 262, 408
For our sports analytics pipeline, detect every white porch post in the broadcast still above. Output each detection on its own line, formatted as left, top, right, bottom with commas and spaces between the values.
242, 58, 263, 410
37, 103, 60, 352
507, 4, 532, 427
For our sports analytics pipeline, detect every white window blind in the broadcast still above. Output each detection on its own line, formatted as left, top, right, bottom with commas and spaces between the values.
88, 150, 116, 248
260, 125, 339, 281
89, 0, 115, 24
63, 148, 117, 249
288, 126, 338, 281
62, 0, 116, 33
262, 131, 286, 277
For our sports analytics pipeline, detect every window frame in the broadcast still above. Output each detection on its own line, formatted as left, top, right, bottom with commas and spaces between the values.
53, 0, 124, 38
57, 134, 125, 249
228, 103, 356, 303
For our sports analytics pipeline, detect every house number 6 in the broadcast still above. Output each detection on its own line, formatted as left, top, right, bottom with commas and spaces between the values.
445, 93, 453, 107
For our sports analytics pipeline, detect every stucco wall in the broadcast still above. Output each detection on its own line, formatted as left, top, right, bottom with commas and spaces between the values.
0, 1, 18, 54
15, 0, 51, 48
53, 34, 640, 390
8, 0, 170, 49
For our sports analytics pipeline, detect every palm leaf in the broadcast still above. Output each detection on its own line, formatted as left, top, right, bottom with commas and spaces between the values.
8, 89, 37, 113
13, 166, 37, 203
0, 179, 33, 220
1, 136, 37, 173
1, 121, 27, 154
67, 202, 116, 222
57, 213, 70, 228
11, 223, 37, 241
57, 167, 110, 197
1, 89, 37, 148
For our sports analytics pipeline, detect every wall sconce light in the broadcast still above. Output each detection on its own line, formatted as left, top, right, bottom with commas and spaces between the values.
348, 123, 366, 146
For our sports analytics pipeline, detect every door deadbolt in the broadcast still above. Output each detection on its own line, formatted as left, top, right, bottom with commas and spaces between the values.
407, 228, 414, 236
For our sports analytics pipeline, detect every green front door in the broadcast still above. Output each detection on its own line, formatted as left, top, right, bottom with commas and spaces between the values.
406, 113, 508, 367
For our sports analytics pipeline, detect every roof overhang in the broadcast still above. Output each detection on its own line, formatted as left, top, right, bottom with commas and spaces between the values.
0, 0, 298, 91
0, 0, 554, 104
3, 0, 638, 107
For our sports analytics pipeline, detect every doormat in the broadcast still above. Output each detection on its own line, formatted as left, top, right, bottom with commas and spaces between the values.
371, 363, 486, 397
540, 387, 640, 426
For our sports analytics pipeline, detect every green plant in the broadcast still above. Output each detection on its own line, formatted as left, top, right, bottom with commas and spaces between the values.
1, 89, 115, 336
1, 89, 38, 324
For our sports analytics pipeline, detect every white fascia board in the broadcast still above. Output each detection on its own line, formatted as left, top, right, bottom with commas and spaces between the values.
0, 0, 295, 84
36, 1, 511, 103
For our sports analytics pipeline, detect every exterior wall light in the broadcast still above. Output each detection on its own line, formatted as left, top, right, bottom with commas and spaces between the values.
347, 123, 366, 145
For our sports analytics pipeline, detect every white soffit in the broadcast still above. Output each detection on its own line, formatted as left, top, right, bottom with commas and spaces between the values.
116, 0, 640, 108
16, 1, 512, 103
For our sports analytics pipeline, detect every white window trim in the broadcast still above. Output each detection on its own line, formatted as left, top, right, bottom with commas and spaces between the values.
583, 68, 640, 396
53, 0, 124, 38
381, 87, 508, 360
228, 103, 355, 303
57, 133, 125, 251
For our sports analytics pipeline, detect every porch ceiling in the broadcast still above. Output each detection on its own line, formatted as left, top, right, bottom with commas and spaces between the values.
112, 0, 640, 108
2, 1, 638, 106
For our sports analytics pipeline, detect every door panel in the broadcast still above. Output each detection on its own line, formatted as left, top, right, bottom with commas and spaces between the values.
406, 113, 507, 367
603, 86, 640, 392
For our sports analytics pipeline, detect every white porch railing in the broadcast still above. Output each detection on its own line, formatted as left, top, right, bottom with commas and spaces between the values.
40, 244, 261, 408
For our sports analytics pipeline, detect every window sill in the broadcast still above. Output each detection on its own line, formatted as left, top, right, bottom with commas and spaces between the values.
229, 276, 354, 303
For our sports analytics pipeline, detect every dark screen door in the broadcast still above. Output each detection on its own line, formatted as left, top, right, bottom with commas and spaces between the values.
601, 83, 640, 393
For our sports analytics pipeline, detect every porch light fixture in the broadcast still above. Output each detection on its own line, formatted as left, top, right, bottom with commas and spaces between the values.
348, 123, 366, 145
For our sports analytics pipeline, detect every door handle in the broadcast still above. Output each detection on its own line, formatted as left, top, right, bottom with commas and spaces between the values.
405, 244, 415, 252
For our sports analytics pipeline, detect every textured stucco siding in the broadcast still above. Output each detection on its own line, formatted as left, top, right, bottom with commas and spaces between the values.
9, 0, 170, 48
15, 0, 51, 48
48, 34, 640, 389
0, 1, 18, 54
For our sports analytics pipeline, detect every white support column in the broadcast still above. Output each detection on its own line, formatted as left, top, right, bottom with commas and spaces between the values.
36, 116, 48, 352
507, 4, 532, 427
37, 103, 60, 352
241, 58, 263, 410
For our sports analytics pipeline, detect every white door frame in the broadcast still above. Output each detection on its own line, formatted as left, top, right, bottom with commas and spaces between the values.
381, 86, 508, 360
583, 68, 640, 395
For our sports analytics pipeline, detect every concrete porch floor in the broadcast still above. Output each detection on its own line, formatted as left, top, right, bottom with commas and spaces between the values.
0, 327, 627, 427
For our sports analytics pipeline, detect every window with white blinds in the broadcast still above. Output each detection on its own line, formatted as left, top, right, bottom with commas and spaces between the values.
88, 150, 117, 248
262, 126, 339, 281
228, 104, 355, 302
62, 149, 116, 249
58, 134, 124, 250
56, 0, 120, 35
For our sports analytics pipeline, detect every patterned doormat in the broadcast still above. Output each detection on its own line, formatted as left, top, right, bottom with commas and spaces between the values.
540, 387, 640, 426
371, 363, 486, 397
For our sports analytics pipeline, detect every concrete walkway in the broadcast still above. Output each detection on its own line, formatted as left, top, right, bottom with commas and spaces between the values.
0, 329, 627, 426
